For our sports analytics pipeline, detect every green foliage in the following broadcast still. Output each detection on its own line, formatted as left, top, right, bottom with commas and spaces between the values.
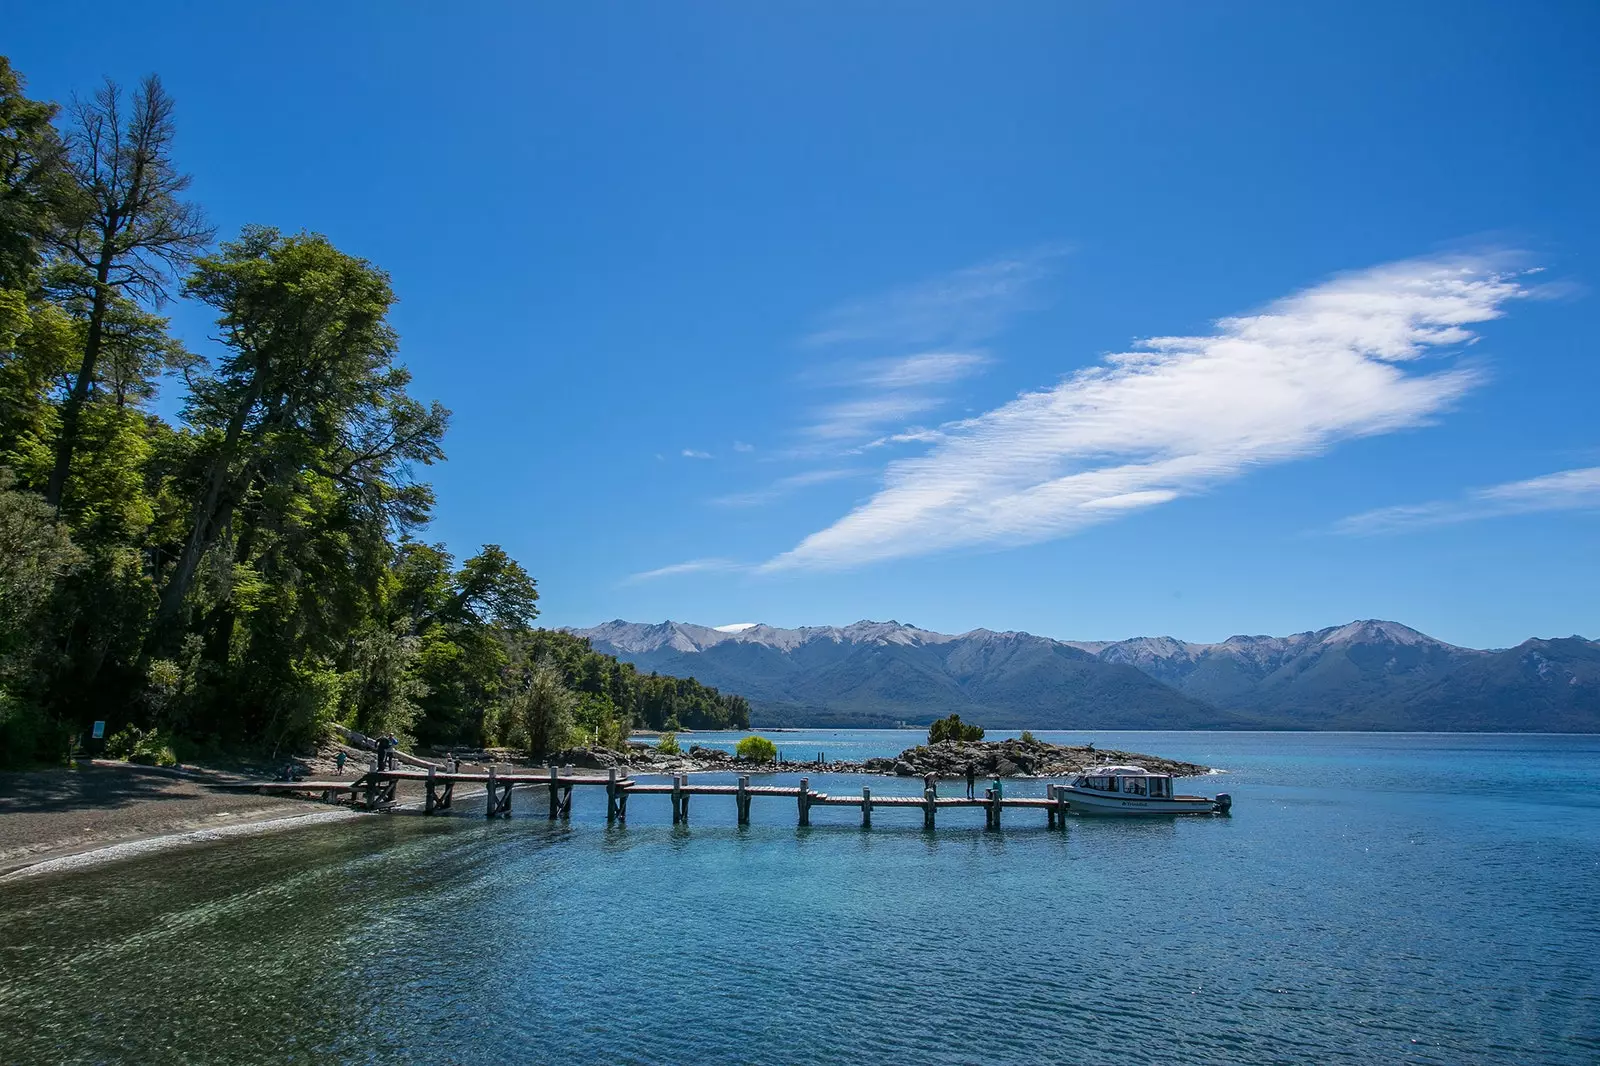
1019, 730, 1038, 745
735, 734, 778, 763
928, 714, 985, 744
656, 731, 680, 755
498, 664, 575, 758
0, 56, 757, 766
105, 725, 176, 766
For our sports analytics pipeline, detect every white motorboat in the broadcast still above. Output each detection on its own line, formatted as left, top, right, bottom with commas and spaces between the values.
1061, 765, 1231, 816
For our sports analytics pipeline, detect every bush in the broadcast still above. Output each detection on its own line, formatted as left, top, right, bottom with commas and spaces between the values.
657, 731, 681, 755
106, 725, 178, 767
1019, 730, 1038, 746
735, 734, 778, 763
928, 714, 984, 745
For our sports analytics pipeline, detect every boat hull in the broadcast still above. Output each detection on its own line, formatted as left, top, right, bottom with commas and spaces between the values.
1061, 788, 1220, 816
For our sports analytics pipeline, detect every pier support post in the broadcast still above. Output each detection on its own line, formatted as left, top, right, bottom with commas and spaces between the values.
924, 787, 936, 830
607, 767, 619, 822
1046, 785, 1056, 828
862, 786, 872, 828
983, 788, 994, 829
1056, 786, 1070, 828
990, 786, 1002, 830
617, 785, 629, 823
425, 765, 437, 814
798, 777, 810, 826
737, 775, 750, 825
672, 774, 683, 824
547, 765, 560, 819
486, 767, 497, 818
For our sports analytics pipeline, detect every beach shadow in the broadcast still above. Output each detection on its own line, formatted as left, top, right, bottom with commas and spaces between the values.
0, 764, 233, 815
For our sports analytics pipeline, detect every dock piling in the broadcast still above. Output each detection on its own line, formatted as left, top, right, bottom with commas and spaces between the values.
798, 777, 810, 826
923, 786, 936, 829
862, 786, 872, 828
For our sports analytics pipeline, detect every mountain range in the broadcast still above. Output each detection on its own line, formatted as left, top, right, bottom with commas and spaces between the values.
568, 619, 1600, 732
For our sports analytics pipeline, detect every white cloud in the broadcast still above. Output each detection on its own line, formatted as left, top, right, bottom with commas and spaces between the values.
804, 250, 1062, 349
864, 351, 991, 388
805, 394, 945, 441
733, 441, 755, 453
1337, 466, 1600, 535
712, 468, 868, 508
681, 449, 714, 460
762, 254, 1529, 571
623, 558, 744, 583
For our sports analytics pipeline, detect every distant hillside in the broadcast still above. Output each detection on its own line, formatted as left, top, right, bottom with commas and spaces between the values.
1068, 621, 1600, 731
571, 620, 1233, 730
569, 619, 1600, 732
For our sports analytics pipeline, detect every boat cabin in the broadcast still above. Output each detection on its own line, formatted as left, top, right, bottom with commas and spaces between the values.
1069, 765, 1174, 798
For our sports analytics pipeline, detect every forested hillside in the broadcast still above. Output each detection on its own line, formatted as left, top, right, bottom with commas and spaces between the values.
0, 58, 746, 765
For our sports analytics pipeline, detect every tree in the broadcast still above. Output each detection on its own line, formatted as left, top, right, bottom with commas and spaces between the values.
0, 469, 83, 762
735, 735, 778, 763
45, 73, 211, 507
503, 664, 575, 758
159, 226, 445, 631
0, 56, 71, 291
928, 714, 984, 744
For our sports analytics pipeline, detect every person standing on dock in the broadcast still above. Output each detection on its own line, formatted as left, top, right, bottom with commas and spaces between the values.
924, 771, 937, 797
965, 763, 976, 799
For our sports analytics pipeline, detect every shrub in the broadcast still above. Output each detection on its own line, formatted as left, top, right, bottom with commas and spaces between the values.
1019, 730, 1038, 746
735, 734, 778, 763
106, 726, 178, 767
928, 714, 984, 745
657, 731, 681, 755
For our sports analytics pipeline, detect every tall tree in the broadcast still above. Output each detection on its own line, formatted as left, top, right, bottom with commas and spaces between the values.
0, 56, 70, 292
44, 73, 210, 507
160, 227, 446, 631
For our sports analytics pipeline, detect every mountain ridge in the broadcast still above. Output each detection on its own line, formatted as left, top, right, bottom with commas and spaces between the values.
566, 618, 1599, 732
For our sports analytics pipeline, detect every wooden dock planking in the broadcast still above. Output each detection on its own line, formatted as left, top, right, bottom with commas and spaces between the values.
250, 767, 1086, 826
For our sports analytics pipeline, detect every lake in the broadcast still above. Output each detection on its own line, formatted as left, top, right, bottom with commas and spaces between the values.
3, 730, 1598, 1064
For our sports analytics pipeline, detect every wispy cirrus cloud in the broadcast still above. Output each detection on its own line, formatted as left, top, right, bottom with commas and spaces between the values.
623, 558, 745, 584
762, 254, 1530, 571
681, 448, 714, 460
788, 253, 1059, 448
712, 468, 868, 508
1336, 466, 1600, 535
803, 250, 1062, 349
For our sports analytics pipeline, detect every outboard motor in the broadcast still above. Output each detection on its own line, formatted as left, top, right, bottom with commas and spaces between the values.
1213, 793, 1233, 815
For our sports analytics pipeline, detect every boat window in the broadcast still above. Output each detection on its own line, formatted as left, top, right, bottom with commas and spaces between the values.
1149, 777, 1169, 798
1123, 777, 1147, 796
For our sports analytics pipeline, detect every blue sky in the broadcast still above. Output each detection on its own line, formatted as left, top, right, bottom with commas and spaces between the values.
9, 3, 1599, 648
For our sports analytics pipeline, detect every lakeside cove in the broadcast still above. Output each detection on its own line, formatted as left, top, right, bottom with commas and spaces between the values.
235, 735, 1223, 827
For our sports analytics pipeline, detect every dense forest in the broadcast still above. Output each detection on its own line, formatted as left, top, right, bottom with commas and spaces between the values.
0, 58, 748, 766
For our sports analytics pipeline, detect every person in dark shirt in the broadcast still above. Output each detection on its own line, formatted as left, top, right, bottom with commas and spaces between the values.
965, 763, 977, 799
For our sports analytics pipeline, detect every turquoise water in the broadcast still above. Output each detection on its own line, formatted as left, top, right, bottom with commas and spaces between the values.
3, 731, 1598, 1064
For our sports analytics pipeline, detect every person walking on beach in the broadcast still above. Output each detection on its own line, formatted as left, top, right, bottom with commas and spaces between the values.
965, 763, 977, 799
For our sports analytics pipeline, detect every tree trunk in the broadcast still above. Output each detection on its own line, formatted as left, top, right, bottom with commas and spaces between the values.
44, 256, 112, 508
157, 371, 264, 626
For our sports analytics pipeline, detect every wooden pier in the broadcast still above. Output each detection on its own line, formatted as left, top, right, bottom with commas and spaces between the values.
254, 767, 1078, 829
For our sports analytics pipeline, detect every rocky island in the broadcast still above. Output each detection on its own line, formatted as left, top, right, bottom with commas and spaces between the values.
549, 734, 1211, 779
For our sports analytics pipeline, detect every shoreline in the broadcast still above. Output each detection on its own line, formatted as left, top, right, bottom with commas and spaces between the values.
0, 806, 368, 883
0, 737, 1208, 883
